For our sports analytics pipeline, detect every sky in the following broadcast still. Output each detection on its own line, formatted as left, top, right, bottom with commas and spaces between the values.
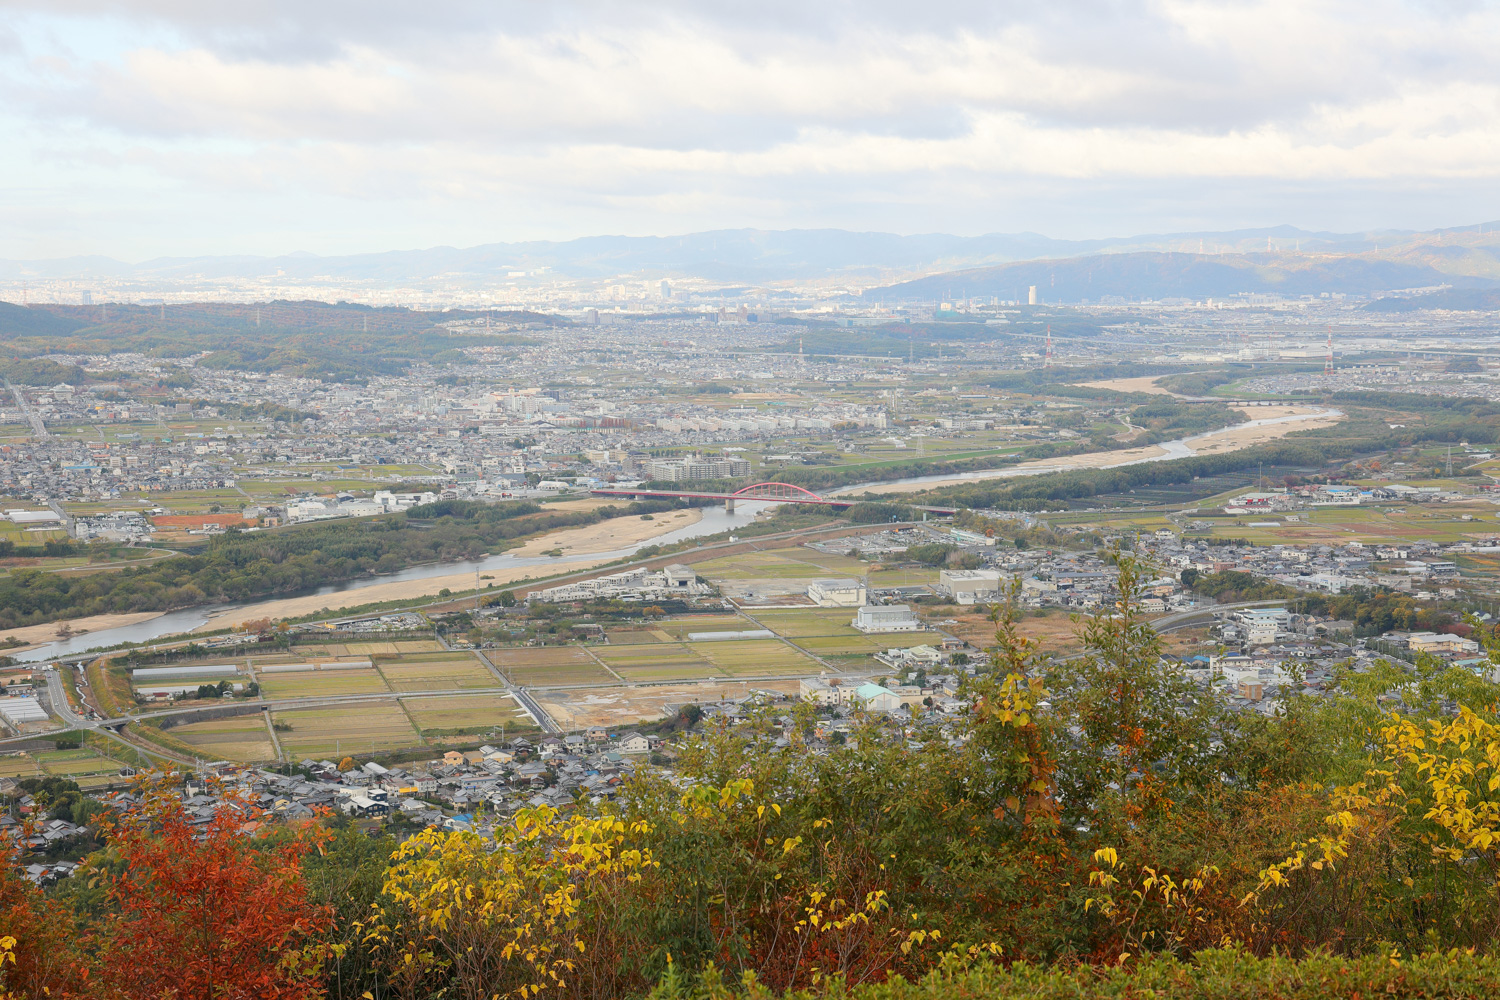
3, 0, 1500, 260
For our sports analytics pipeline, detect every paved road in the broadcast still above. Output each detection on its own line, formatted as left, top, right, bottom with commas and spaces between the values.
43, 667, 92, 729
1150, 599, 1286, 632
471, 647, 561, 734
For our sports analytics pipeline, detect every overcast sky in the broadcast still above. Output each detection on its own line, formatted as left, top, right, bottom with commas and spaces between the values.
3, 0, 1499, 259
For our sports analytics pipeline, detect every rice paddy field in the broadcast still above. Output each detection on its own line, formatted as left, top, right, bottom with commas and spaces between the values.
751, 608, 937, 659
489, 647, 616, 687
402, 694, 531, 734
539, 679, 804, 729
649, 615, 753, 639
168, 714, 277, 762
686, 639, 823, 676
0, 748, 128, 788
345, 639, 443, 655
593, 642, 717, 681
375, 656, 497, 692
693, 547, 868, 582
753, 608, 865, 638
272, 703, 422, 758
256, 668, 390, 699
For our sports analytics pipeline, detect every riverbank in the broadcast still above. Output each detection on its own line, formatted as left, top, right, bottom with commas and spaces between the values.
211, 507, 706, 629
3, 612, 166, 655
850, 404, 1340, 496
507, 508, 702, 557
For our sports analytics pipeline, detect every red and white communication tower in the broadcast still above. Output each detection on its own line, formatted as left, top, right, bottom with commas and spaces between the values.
1324, 326, 1334, 376
1044, 324, 1054, 368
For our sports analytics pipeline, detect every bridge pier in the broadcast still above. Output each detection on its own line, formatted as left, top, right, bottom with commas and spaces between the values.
725, 497, 735, 514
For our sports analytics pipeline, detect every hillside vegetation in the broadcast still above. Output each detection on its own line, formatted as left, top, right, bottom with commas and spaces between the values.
8, 555, 1500, 998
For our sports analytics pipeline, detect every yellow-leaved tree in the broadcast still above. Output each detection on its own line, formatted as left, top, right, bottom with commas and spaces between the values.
363, 805, 656, 1000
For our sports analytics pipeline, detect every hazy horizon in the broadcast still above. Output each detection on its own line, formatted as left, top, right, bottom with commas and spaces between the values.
4, 2, 1500, 260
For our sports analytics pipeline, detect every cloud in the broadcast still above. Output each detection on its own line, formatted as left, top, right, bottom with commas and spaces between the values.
1, 0, 1500, 257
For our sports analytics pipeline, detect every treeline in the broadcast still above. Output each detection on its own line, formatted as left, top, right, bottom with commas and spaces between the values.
0, 499, 676, 630
0, 538, 83, 559
1186, 571, 1455, 635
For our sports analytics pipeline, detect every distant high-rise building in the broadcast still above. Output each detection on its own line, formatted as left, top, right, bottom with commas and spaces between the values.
587, 308, 600, 325
660, 280, 672, 300
81, 291, 93, 305
1027, 285, 1038, 305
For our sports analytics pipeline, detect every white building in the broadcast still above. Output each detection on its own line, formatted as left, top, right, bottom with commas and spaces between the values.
938, 569, 1002, 604
808, 578, 867, 607
852, 605, 922, 633
851, 683, 902, 712
0, 697, 48, 725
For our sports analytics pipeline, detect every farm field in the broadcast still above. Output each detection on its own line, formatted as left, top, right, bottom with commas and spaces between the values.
594, 642, 717, 681
0, 748, 129, 788
257, 668, 390, 699
345, 639, 443, 655
168, 714, 277, 762
376, 656, 496, 692
649, 615, 754, 639
289, 644, 350, 657
800, 631, 936, 654
272, 703, 421, 758
603, 627, 675, 644
686, 639, 823, 676
0, 753, 42, 780
539, 679, 803, 729
1205, 504, 1500, 545
753, 609, 865, 638
489, 647, 615, 686
866, 567, 941, 588
402, 694, 531, 734
694, 547, 867, 582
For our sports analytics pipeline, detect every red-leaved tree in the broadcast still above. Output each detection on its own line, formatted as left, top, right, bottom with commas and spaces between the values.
83, 776, 333, 1000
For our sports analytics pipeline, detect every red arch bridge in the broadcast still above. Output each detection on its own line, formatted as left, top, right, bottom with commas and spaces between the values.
588, 481, 956, 516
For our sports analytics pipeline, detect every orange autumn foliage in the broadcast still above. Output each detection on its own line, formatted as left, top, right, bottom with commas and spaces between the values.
2, 776, 332, 1000
86, 779, 334, 1000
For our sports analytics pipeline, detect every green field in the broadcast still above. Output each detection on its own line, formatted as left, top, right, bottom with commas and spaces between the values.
0, 748, 131, 788
272, 703, 421, 758
402, 694, 530, 733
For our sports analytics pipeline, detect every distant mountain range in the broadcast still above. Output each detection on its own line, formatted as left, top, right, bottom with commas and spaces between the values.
867, 249, 1499, 303
5, 223, 1500, 300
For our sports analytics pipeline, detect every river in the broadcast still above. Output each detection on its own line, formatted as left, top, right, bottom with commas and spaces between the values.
16, 406, 1339, 662
13, 500, 775, 662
